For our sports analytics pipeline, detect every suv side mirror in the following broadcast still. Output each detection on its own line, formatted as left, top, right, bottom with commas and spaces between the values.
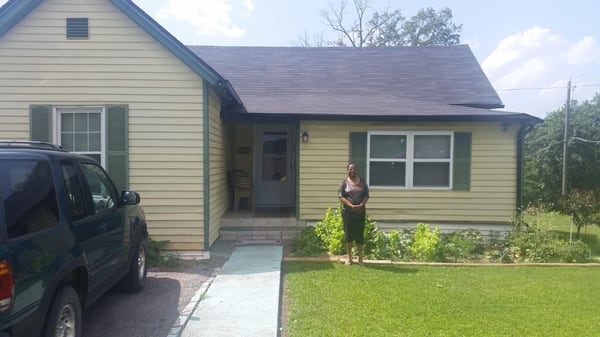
121, 191, 141, 205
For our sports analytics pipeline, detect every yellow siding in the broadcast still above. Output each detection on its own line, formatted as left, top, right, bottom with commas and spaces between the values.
299, 121, 518, 224
207, 89, 226, 246
0, 0, 207, 250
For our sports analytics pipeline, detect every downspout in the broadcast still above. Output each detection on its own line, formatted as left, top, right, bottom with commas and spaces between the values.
203, 79, 210, 250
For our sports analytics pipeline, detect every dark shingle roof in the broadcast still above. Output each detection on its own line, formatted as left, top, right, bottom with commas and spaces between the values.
188, 45, 532, 120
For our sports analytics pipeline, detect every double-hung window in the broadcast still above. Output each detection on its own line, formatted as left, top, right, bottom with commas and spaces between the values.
56, 107, 105, 166
368, 131, 452, 189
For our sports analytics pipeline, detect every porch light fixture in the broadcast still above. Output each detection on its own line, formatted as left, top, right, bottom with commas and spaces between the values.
302, 131, 309, 143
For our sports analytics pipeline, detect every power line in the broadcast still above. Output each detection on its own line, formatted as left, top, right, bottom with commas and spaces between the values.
497, 83, 600, 92
572, 137, 600, 146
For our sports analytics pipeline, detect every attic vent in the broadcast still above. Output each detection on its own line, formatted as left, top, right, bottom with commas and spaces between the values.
66, 18, 89, 39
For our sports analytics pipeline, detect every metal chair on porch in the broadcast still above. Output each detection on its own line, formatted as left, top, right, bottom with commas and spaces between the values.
232, 171, 254, 212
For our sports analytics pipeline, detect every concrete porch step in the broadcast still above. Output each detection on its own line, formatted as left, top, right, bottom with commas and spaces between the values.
219, 225, 306, 241
222, 216, 301, 228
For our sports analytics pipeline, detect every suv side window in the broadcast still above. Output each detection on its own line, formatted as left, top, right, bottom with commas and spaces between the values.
81, 162, 118, 213
61, 163, 87, 221
1, 160, 59, 238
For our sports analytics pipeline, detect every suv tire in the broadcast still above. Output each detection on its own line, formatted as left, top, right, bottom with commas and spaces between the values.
42, 286, 82, 337
117, 240, 147, 292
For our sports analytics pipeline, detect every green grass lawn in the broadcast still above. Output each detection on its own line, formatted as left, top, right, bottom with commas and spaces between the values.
283, 262, 600, 337
525, 211, 600, 260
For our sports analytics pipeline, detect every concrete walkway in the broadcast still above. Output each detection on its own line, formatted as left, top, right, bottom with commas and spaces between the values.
180, 244, 283, 337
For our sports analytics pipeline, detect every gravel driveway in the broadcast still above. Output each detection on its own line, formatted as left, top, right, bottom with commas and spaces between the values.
82, 251, 231, 337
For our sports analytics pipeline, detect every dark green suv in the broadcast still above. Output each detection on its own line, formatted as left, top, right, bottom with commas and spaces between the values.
0, 141, 148, 337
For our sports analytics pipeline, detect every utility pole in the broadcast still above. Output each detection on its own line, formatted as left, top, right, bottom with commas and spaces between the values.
561, 79, 571, 195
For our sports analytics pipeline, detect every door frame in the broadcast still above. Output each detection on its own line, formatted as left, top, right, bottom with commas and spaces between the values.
253, 124, 296, 208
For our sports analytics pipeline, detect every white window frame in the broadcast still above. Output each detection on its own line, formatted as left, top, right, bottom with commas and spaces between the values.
367, 131, 454, 190
53, 106, 106, 167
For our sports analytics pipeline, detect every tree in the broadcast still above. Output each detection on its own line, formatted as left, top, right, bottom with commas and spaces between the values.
559, 189, 600, 237
398, 7, 461, 46
524, 93, 600, 209
315, 0, 461, 47
295, 30, 326, 47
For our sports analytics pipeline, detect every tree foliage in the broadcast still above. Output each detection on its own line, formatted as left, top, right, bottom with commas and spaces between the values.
559, 189, 600, 236
398, 7, 461, 46
524, 93, 600, 209
312, 0, 461, 47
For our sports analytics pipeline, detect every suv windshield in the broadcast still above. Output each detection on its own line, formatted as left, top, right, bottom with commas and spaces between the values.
0, 159, 59, 238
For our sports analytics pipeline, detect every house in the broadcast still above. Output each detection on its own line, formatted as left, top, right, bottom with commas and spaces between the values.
0, 0, 540, 256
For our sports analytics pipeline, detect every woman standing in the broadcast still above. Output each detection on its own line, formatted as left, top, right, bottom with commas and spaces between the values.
338, 163, 369, 265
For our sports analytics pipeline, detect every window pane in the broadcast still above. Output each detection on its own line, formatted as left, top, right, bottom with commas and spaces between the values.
74, 113, 88, 132
89, 113, 101, 131
59, 110, 103, 164
413, 163, 450, 187
74, 133, 88, 151
61, 163, 87, 220
414, 135, 451, 159
261, 132, 287, 181
61, 133, 74, 151
1, 160, 59, 238
370, 135, 406, 159
81, 163, 117, 213
89, 132, 101, 151
369, 162, 405, 186
61, 113, 74, 132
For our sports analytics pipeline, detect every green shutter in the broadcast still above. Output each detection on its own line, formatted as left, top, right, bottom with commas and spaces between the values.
453, 132, 471, 190
30, 105, 52, 142
106, 105, 128, 191
349, 132, 367, 179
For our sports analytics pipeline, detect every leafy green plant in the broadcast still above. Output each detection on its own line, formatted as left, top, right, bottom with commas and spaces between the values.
409, 223, 443, 261
504, 213, 591, 263
146, 237, 181, 268
292, 226, 325, 256
361, 214, 379, 257
314, 205, 345, 255
443, 229, 485, 261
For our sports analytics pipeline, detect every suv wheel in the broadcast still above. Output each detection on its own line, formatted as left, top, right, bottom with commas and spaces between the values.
43, 286, 82, 337
117, 240, 147, 292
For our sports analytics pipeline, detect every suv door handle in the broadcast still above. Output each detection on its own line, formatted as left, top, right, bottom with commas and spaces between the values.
99, 222, 108, 232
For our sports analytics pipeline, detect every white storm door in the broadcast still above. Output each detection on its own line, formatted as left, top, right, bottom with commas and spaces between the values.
254, 126, 293, 207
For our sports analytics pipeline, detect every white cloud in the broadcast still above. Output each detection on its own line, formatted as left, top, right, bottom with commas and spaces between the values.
242, 0, 255, 13
482, 26, 560, 76
564, 36, 598, 65
157, 0, 250, 39
494, 58, 546, 89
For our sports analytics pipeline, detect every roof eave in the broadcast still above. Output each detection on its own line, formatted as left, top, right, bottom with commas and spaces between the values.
0, 0, 44, 37
223, 111, 543, 124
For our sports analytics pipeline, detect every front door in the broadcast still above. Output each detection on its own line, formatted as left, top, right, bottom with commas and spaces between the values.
254, 125, 294, 207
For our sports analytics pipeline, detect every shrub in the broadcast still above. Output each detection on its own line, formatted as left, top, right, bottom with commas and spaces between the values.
503, 213, 591, 263
443, 229, 486, 262
362, 214, 379, 257
388, 229, 413, 260
299, 207, 593, 264
314, 204, 380, 256
147, 237, 181, 268
409, 223, 443, 262
292, 226, 325, 256
314, 205, 346, 255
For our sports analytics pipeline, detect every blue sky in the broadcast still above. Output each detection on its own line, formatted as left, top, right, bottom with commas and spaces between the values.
2, 0, 599, 118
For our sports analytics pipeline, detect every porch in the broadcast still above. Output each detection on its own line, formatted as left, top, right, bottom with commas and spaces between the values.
219, 207, 306, 242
